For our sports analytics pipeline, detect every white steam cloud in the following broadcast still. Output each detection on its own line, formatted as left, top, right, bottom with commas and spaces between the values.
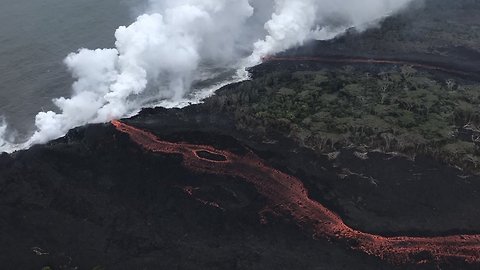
249, 0, 414, 63
0, 0, 415, 153
0, 118, 8, 150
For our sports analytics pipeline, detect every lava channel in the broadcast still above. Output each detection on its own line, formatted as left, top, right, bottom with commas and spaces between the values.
112, 120, 480, 265
262, 56, 474, 77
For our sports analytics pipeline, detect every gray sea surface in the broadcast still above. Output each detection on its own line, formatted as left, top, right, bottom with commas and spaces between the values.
0, 0, 143, 138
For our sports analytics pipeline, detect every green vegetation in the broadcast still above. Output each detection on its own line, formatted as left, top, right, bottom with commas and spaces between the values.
210, 66, 480, 172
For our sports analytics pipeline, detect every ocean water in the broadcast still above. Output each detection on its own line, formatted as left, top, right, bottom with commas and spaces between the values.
0, 0, 143, 139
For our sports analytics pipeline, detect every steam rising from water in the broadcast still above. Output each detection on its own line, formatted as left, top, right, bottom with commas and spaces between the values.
0, 0, 414, 153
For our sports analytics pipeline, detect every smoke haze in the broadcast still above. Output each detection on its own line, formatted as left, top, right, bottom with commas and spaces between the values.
0, 0, 415, 153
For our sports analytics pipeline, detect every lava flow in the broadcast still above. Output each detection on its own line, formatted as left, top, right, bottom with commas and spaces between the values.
112, 120, 480, 265
262, 56, 474, 77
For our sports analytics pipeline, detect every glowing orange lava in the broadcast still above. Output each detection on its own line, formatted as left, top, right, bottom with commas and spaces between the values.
112, 120, 480, 265
262, 56, 473, 77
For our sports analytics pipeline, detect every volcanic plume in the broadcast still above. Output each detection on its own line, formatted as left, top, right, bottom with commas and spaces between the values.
0, 0, 416, 153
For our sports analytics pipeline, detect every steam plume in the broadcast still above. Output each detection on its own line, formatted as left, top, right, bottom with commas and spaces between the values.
0, 0, 415, 153
0, 118, 8, 150
248, 0, 414, 63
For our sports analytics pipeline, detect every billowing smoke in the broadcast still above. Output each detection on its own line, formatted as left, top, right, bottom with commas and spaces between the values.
0, 0, 415, 153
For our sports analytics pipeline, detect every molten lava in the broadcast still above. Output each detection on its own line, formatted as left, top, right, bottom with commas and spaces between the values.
262, 56, 473, 77
112, 120, 480, 265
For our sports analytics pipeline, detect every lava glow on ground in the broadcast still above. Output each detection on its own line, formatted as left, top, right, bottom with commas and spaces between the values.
112, 120, 480, 266
262, 56, 474, 77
